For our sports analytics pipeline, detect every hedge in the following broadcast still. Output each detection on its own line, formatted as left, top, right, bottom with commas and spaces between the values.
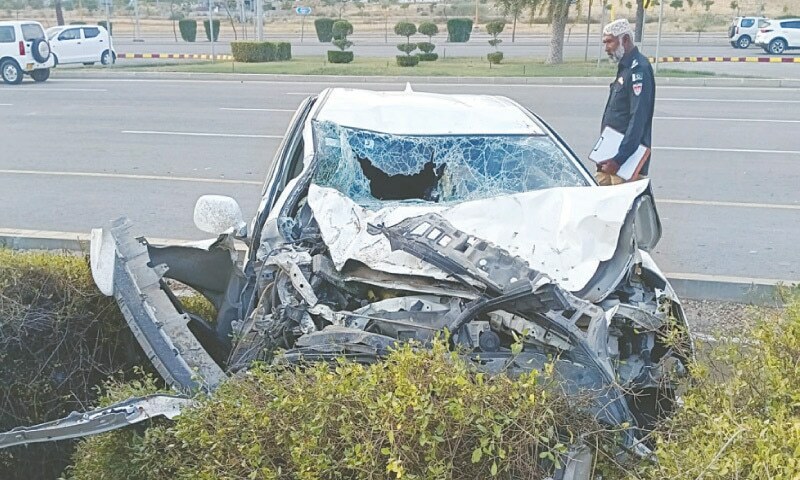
203, 19, 220, 42
178, 19, 197, 42
487, 51, 504, 64
327, 50, 353, 63
396, 54, 419, 67
314, 17, 335, 42
231, 41, 292, 62
418, 52, 438, 61
447, 18, 473, 42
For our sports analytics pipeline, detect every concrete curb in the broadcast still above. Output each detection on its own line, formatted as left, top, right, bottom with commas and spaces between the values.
2, 230, 794, 306
50, 69, 800, 88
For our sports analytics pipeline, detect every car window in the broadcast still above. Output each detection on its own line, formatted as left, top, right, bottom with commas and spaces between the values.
0, 26, 14, 43
758, 19, 770, 28
21, 23, 45, 41
83, 27, 100, 38
780, 20, 800, 29
58, 28, 81, 41
741, 18, 755, 28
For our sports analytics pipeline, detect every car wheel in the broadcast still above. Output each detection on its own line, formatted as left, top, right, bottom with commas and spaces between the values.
101, 50, 115, 65
31, 68, 50, 82
31, 39, 51, 63
1, 59, 23, 85
52, 54, 59, 68
737, 35, 751, 49
730, 41, 739, 48
769, 38, 787, 54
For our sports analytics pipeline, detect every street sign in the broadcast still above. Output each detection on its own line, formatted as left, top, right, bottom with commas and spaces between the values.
295, 6, 312, 15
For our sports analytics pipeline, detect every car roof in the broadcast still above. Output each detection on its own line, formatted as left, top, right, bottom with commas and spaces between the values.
0, 21, 45, 27
314, 88, 546, 136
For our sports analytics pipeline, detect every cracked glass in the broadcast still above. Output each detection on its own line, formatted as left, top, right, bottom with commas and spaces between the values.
311, 120, 589, 207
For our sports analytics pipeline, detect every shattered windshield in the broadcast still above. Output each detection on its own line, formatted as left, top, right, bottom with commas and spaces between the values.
311, 121, 589, 207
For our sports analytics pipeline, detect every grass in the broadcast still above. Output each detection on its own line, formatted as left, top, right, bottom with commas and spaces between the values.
112, 55, 718, 78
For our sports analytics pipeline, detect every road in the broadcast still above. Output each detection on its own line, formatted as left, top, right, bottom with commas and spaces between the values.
1, 77, 798, 284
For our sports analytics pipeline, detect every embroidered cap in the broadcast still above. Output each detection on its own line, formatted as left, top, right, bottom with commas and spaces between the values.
603, 19, 634, 38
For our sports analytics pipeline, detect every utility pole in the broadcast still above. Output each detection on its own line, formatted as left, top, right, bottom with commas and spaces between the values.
584, 0, 593, 62
104, 0, 114, 68
655, 0, 665, 72
208, 0, 215, 61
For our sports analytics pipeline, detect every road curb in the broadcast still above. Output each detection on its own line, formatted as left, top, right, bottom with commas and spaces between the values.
50, 69, 800, 88
2, 231, 793, 306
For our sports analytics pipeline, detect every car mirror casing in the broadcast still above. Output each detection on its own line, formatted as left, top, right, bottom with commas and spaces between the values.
193, 195, 248, 238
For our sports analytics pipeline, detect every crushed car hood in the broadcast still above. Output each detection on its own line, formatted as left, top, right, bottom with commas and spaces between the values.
308, 180, 659, 294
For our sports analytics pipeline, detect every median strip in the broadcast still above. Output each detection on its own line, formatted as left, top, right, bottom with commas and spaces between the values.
650, 55, 800, 63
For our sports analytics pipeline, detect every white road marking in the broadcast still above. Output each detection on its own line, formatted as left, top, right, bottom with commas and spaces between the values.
286, 92, 319, 95
660, 198, 800, 211
0, 103, 11, 106
656, 116, 800, 124
656, 146, 800, 155
659, 97, 800, 104
664, 271, 798, 285
0, 169, 262, 185
12, 87, 107, 92
121, 130, 282, 139
220, 107, 295, 112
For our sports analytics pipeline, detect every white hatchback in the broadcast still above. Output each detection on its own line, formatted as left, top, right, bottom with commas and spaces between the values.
0, 20, 53, 84
47, 25, 115, 66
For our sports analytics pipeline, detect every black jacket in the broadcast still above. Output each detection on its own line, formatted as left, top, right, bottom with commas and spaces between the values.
601, 47, 655, 175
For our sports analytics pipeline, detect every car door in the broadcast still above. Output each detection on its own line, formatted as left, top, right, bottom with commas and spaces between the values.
81, 27, 103, 61
55, 27, 82, 63
782, 21, 800, 47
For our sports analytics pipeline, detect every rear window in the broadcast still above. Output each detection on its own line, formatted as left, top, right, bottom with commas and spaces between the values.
20, 23, 45, 41
758, 19, 770, 28
83, 27, 100, 38
780, 20, 800, 29
0, 26, 15, 43
741, 18, 755, 28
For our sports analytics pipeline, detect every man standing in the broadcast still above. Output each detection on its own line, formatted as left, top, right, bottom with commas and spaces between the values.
596, 19, 656, 184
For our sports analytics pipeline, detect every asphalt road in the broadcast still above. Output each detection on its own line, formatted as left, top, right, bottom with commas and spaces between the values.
1, 77, 798, 285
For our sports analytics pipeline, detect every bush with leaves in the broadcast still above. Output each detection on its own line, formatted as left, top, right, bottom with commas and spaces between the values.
447, 17, 473, 42
231, 41, 292, 62
394, 21, 418, 67
203, 19, 220, 42
178, 19, 196, 42
486, 20, 505, 64
328, 19, 354, 64
417, 21, 439, 61
68, 339, 609, 479
314, 17, 335, 42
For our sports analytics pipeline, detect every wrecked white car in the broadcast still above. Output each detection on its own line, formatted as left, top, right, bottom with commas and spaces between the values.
0, 88, 692, 474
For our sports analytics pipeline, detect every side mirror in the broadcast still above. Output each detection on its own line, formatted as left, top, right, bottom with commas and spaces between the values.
193, 195, 248, 237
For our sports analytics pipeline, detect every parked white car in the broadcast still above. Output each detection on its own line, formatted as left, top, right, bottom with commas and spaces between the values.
727, 16, 769, 49
0, 20, 53, 84
46, 25, 115, 66
754, 18, 800, 54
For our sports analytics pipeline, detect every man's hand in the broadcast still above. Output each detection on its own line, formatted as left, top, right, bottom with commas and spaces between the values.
597, 159, 621, 175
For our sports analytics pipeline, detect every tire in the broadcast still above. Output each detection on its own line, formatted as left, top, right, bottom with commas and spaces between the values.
31, 68, 50, 82
730, 41, 739, 49
1, 59, 23, 85
737, 35, 751, 49
83, 62, 95, 66
31, 39, 51, 63
768, 38, 787, 54
100, 50, 115, 65
52, 54, 59, 67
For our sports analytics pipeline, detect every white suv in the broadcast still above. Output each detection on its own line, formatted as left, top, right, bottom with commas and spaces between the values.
728, 16, 769, 49
0, 21, 53, 84
755, 18, 800, 54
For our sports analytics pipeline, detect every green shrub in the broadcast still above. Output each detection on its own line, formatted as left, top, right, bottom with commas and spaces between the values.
69, 339, 605, 479
178, 19, 196, 42
418, 20, 438, 39
417, 41, 435, 53
447, 18, 473, 42
203, 19, 220, 42
396, 54, 419, 66
394, 21, 417, 61
231, 41, 277, 62
97, 20, 112, 34
327, 50, 354, 63
487, 51, 504, 64
417, 52, 439, 61
637, 292, 800, 480
396, 42, 417, 55
314, 17, 335, 42
231, 41, 292, 62
0, 250, 148, 480
276, 41, 292, 61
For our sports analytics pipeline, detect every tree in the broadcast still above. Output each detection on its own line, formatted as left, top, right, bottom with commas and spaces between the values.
486, 20, 504, 50
394, 21, 416, 56
545, 0, 578, 65
332, 19, 353, 51
669, 0, 683, 13
729, 0, 738, 15
495, 0, 533, 42
55, 0, 65, 26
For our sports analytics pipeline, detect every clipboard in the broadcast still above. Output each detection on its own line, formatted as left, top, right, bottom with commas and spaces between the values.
589, 127, 650, 181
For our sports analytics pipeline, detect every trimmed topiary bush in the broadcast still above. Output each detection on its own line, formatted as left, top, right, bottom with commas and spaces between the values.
276, 41, 292, 61
178, 19, 197, 42
314, 17, 335, 42
328, 19, 354, 63
231, 41, 292, 62
416, 22, 439, 62
418, 52, 439, 61
486, 20, 505, 64
394, 21, 417, 67
487, 51, 504, 64
447, 18, 472, 42
203, 19, 220, 42
396, 54, 419, 66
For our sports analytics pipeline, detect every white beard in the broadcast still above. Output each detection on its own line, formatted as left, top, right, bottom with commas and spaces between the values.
609, 44, 626, 62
